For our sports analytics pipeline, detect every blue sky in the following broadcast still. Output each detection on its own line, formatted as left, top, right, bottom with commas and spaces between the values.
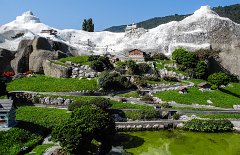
1, 0, 240, 31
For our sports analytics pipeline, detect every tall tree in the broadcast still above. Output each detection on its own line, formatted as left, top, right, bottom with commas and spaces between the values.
82, 18, 94, 32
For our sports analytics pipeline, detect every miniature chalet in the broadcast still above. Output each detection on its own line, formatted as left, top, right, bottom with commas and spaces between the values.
0, 99, 16, 128
41, 29, 57, 35
178, 87, 188, 94
197, 82, 211, 90
128, 49, 146, 61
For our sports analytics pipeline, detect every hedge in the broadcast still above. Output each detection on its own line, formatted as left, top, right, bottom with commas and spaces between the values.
183, 119, 233, 132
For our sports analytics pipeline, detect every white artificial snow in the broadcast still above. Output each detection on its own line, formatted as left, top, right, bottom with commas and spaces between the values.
0, 6, 239, 55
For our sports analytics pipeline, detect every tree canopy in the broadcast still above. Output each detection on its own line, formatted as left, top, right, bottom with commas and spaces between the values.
51, 105, 115, 154
82, 18, 94, 32
207, 72, 230, 88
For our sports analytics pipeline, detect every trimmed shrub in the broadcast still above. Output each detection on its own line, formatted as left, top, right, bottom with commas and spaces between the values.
173, 113, 180, 120
125, 109, 159, 120
141, 94, 154, 102
68, 97, 112, 111
183, 119, 233, 132
163, 76, 179, 82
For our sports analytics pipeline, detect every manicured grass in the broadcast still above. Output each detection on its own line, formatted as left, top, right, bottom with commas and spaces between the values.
7, 75, 99, 92
188, 79, 207, 85
59, 56, 90, 65
0, 95, 7, 99
27, 144, 54, 155
111, 100, 153, 109
198, 113, 240, 119
117, 91, 140, 98
16, 106, 70, 129
154, 84, 240, 108
147, 80, 186, 85
114, 130, 240, 155
0, 106, 70, 155
172, 106, 218, 111
50, 60, 68, 67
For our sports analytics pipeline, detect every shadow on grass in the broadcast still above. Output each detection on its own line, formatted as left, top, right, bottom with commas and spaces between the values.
111, 133, 145, 149
15, 120, 51, 137
219, 88, 240, 99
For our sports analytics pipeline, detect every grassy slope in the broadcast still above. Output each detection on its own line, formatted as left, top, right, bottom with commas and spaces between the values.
154, 83, 240, 108
27, 144, 54, 155
7, 75, 99, 92
59, 56, 90, 65
16, 106, 70, 129
117, 91, 140, 98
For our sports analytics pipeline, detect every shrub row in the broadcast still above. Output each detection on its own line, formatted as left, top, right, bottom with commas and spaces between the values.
183, 119, 233, 132
124, 109, 160, 120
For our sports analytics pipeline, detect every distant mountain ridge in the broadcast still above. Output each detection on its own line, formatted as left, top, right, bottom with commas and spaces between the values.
104, 4, 240, 32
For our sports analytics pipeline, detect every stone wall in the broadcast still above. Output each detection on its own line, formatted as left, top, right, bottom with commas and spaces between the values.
43, 60, 72, 78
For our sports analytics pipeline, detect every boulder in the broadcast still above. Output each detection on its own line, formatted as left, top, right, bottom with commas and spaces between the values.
11, 39, 33, 73
43, 60, 71, 78
0, 48, 15, 73
29, 49, 57, 73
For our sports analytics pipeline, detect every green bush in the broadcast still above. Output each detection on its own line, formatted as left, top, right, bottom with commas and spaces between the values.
163, 76, 179, 82
99, 71, 133, 91
173, 113, 180, 120
183, 119, 233, 132
208, 72, 230, 88
68, 97, 112, 111
141, 94, 154, 102
52, 106, 115, 154
125, 109, 159, 120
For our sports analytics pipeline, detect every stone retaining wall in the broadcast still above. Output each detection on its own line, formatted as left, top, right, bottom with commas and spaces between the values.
115, 120, 184, 131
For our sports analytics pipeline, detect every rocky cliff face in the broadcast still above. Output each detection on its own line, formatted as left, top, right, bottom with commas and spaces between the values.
0, 6, 240, 76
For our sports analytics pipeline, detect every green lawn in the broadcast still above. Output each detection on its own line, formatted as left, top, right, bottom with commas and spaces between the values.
0, 106, 70, 155
7, 75, 99, 92
114, 130, 240, 155
59, 56, 90, 65
172, 106, 218, 111
117, 91, 140, 98
111, 100, 153, 109
16, 106, 70, 129
27, 144, 54, 155
197, 113, 240, 119
154, 83, 240, 108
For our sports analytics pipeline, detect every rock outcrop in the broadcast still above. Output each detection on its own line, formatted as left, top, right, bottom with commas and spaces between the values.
11, 39, 33, 73
0, 48, 15, 73
43, 60, 71, 78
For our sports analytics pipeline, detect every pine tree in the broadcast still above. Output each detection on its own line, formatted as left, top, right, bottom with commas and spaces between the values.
82, 18, 94, 32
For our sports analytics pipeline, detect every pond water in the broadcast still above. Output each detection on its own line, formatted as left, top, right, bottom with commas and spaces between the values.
114, 130, 240, 155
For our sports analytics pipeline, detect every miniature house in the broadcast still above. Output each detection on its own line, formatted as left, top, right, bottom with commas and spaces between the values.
178, 87, 188, 94
41, 29, 57, 35
0, 99, 16, 128
197, 82, 211, 90
128, 49, 146, 61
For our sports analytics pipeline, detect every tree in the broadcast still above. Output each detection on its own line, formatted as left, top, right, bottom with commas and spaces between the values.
98, 71, 133, 91
195, 61, 208, 79
91, 60, 105, 72
0, 80, 6, 96
207, 72, 230, 88
82, 18, 94, 32
126, 60, 139, 75
138, 63, 150, 74
90, 56, 114, 72
182, 52, 199, 69
52, 106, 115, 154
172, 48, 188, 64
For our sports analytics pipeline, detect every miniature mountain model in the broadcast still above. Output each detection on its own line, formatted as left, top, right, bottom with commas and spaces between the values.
0, 6, 240, 76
